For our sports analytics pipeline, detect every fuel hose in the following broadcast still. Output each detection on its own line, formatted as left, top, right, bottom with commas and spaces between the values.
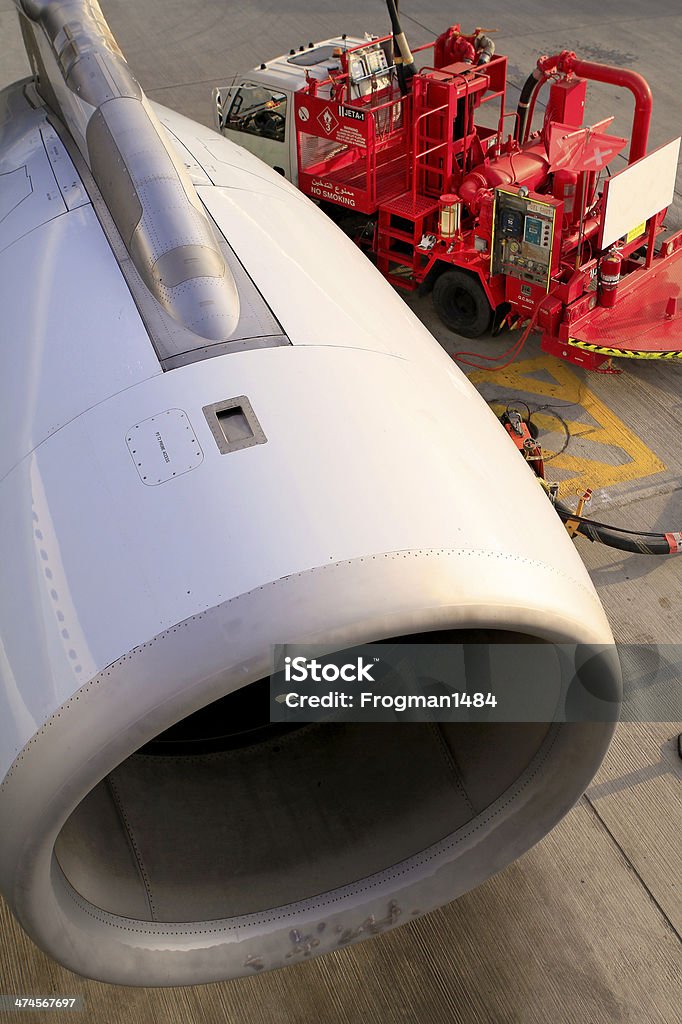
386, 0, 415, 94
516, 68, 544, 143
554, 500, 682, 555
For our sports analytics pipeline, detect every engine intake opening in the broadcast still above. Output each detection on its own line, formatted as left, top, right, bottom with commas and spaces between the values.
54, 631, 558, 924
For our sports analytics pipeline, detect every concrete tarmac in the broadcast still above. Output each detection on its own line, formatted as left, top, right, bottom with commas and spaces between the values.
0, 2, 680, 1022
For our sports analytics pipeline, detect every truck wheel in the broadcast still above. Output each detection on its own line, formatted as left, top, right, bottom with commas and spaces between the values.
433, 270, 493, 338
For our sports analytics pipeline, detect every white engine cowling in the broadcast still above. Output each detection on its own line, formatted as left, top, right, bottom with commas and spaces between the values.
0, 0, 620, 987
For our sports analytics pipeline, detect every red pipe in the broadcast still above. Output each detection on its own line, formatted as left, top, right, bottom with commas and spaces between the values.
537, 51, 652, 163
459, 141, 550, 211
560, 215, 600, 253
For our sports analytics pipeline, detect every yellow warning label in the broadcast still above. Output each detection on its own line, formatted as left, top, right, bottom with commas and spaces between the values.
626, 221, 646, 243
468, 355, 666, 495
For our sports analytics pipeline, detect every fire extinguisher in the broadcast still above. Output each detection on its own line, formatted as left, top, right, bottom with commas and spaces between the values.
598, 246, 622, 308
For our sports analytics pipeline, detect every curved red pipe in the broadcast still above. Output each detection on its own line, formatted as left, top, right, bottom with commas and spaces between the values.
459, 51, 653, 211
459, 141, 550, 211
538, 52, 652, 163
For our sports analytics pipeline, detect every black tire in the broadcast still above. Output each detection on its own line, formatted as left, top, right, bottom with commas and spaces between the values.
432, 269, 494, 338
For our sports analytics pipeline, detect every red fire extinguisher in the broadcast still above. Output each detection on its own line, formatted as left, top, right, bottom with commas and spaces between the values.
598, 246, 622, 308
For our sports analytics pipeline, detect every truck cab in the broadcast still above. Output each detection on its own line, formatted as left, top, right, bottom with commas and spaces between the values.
213, 36, 385, 184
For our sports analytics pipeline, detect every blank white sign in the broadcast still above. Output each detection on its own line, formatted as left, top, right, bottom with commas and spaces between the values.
599, 137, 680, 249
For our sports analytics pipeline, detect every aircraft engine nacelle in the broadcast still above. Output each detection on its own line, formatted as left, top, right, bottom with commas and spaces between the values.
0, 0, 621, 987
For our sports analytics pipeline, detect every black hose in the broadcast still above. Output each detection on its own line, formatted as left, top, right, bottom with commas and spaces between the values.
516, 69, 542, 143
554, 501, 680, 555
385, 0, 401, 36
386, 0, 414, 94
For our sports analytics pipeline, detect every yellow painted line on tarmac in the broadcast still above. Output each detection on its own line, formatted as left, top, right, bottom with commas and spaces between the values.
468, 355, 666, 496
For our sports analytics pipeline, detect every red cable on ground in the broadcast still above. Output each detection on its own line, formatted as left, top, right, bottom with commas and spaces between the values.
450, 292, 552, 372
453, 301, 544, 371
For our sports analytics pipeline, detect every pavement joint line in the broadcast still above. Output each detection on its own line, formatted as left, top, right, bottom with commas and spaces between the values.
582, 793, 681, 942
146, 77, 227, 93
492, 12, 682, 40
590, 479, 682, 513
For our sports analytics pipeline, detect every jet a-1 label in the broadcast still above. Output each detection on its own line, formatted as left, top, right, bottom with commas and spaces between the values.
339, 105, 365, 122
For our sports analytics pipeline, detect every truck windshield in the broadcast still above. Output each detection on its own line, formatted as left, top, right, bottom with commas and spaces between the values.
227, 84, 287, 142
